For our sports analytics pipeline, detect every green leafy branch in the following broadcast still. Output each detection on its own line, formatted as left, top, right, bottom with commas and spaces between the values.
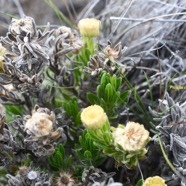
5, 105, 23, 122
87, 72, 129, 119
64, 97, 81, 127
85, 121, 148, 169
48, 144, 72, 171
75, 130, 106, 167
123, 76, 154, 129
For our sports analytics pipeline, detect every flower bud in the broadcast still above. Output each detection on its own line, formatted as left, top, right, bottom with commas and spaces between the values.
81, 105, 108, 129
143, 176, 167, 186
112, 121, 150, 152
78, 18, 101, 37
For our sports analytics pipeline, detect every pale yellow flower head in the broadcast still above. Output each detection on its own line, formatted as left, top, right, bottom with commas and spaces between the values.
113, 121, 150, 152
143, 176, 167, 186
0, 43, 6, 56
0, 43, 6, 71
81, 105, 108, 129
78, 18, 101, 37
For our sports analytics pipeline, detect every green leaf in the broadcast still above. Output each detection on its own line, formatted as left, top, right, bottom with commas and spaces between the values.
78, 53, 87, 64
86, 72, 126, 120
66, 155, 72, 168
144, 71, 154, 107
5, 105, 22, 115
84, 48, 91, 61
97, 84, 105, 99
102, 120, 110, 131
93, 141, 106, 149
136, 179, 143, 186
110, 74, 117, 89
87, 92, 98, 104
5, 105, 23, 122
48, 144, 72, 171
120, 91, 129, 103
103, 131, 112, 145
0, 167, 7, 175
105, 83, 113, 102
116, 77, 122, 90
84, 150, 92, 159
54, 98, 64, 108
100, 98, 107, 108
100, 72, 109, 86
75, 130, 106, 167
75, 112, 81, 127
103, 146, 119, 156
64, 97, 81, 126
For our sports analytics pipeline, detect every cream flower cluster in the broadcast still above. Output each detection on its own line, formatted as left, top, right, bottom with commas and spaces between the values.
24, 112, 54, 137
81, 105, 108, 129
143, 176, 167, 186
112, 121, 150, 152
0, 43, 6, 56
0, 43, 6, 71
78, 18, 101, 37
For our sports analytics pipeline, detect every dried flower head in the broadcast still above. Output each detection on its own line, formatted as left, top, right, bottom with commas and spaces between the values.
81, 167, 115, 185
56, 66, 75, 87
17, 166, 29, 176
6, 166, 50, 186
70, 38, 84, 54
0, 16, 53, 93
55, 171, 75, 186
112, 122, 150, 152
55, 26, 74, 39
50, 25, 84, 62
24, 105, 63, 138
87, 41, 126, 76
143, 176, 167, 186
9, 16, 36, 38
24, 110, 55, 137
78, 18, 101, 37
19, 105, 63, 156
85, 55, 104, 76
103, 42, 124, 61
81, 105, 108, 129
